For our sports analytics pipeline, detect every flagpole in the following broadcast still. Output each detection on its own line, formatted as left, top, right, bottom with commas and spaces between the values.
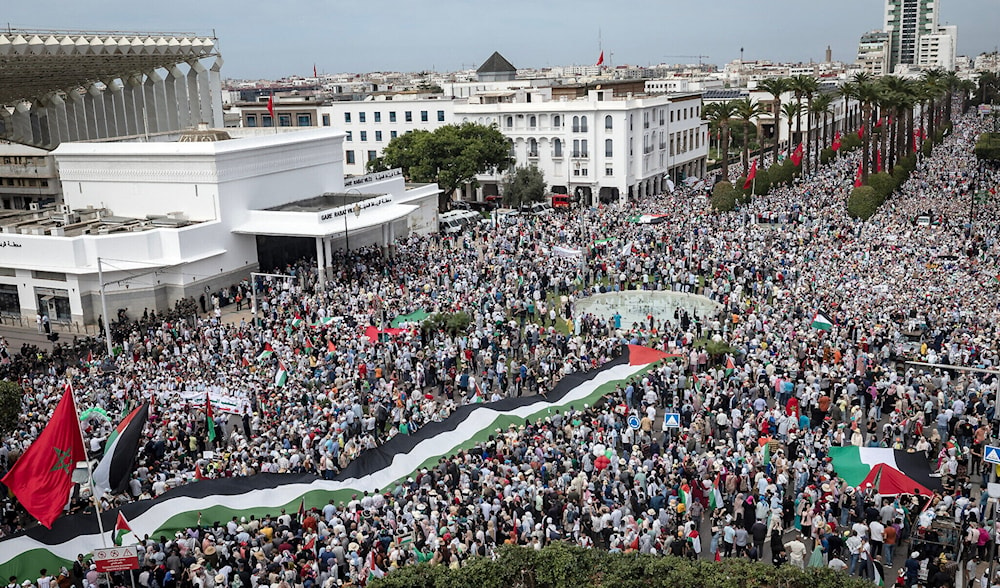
68, 382, 109, 545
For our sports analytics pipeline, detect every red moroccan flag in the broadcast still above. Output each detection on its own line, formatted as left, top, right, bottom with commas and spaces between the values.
596, 51, 604, 66
743, 160, 757, 190
857, 124, 865, 139
875, 117, 883, 129
266, 93, 275, 118
876, 149, 882, 173
912, 131, 919, 152
1, 385, 86, 528
790, 143, 803, 166
854, 162, 863, 188
831, 131, 841, 151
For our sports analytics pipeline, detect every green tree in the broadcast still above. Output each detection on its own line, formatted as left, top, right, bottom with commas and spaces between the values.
756, 77, 790, 164
704, 101, 739, 180
809, 93, 834, 154
789, 75, 819, 174
0, 380, 22, 439
733, 98, 766, 175
502, 165, 546, 208
369, 122, 514, 211
856, 80, 881, 184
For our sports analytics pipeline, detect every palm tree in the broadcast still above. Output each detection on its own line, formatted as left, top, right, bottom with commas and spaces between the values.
780, 102, 802, 165
921, 69, 945, 140
789, 75, 819, 174
958, 79, 976, 114
942, 70, 961, 125
704, 101, 739, 180
878, 76, 911, 167
733, 98, 766, 175
856, 80, 881, 183
757, 77, 790, 165
810, 93, 834, 156
837, 81, 859, 136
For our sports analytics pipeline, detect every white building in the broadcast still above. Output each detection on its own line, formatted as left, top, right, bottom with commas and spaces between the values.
856, 31, 892, 76
917, 26, 957, 70
233, 87, 707, 205
0, 127, 438, 325
0, 143, 62, 209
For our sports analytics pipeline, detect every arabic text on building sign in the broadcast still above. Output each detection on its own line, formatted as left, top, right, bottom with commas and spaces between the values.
343, 168, 402, 187
317, 196, 393, 223
0, 241, 22, 248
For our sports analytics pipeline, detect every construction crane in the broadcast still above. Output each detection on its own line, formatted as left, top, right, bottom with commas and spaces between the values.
662, 55, 711, 66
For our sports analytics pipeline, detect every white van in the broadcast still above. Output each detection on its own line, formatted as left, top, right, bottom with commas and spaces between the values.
438, 210, 480, 234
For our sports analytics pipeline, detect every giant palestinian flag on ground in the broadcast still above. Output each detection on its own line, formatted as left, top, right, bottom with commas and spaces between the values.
828, 446, 942, 493
0, 345, 678, 578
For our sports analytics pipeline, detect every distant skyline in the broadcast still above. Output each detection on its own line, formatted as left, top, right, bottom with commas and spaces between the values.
3, 0, 996, 78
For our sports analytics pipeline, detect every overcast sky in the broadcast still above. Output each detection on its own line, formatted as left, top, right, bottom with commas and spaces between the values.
3, 0, 995, 78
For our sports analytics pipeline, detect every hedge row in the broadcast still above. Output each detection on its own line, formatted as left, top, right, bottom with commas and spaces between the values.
370, 543, 878, 588
847, 153, 919, 220
976, 132, 1000, 162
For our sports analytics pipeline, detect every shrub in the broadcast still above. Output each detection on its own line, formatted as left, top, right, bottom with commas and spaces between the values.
891, 164, 909, 187
819, 147, 835, 165
769, 162, 792, 187
712, 180, 734, 198
921, 140, 933, 156
710, 181, 741, 211
975, 133, 1000, 162
752, 168, 771, 196
898, 153, 917, 172
847, 185, 884, 220
840, 133, 862, 152
867, 172, 897, 200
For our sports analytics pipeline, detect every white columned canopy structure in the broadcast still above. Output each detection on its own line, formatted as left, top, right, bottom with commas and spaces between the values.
0, 29, 223, 149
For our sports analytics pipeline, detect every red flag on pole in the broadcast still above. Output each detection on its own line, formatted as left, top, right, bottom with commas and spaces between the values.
596, 51, 604, 66
857, 124, 865, 139
743, 160, 757, 190
790, 143, 803, 166
266, 93, 275, 118
831, 131, 841, 151
875, 117, 882, 129
854, 162, 863, 188
876, 149, 882, 173
1, 385, 86, 528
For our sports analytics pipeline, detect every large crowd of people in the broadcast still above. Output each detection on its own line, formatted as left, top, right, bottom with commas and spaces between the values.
2, 105, 1000, 588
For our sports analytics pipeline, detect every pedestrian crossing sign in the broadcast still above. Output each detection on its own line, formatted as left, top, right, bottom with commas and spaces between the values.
984, 445, 1000, 465
663, 413, 680, 428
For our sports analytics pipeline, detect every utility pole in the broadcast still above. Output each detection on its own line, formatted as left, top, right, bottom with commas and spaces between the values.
97, 257, 113, 357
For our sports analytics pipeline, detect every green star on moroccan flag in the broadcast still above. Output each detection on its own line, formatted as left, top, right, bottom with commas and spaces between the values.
50, 447, 75, 474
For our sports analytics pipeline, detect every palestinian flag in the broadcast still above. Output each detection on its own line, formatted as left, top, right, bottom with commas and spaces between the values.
811, 311, 833, 331
0, 346, 670, 579
113, 512, 134, 546
679, 483, 692, 509
327, 340, 337, 353
724, 356, 735, 377
92, 402, 150, 498
257, 343, 274, 361
828, 446, 941, 493
291, 315, 304, 328
205, 394, 217, 443
275, 361, 288, 387
313, 317, 336, 328
303, 337, 315, 353
707, 475, 723, 510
